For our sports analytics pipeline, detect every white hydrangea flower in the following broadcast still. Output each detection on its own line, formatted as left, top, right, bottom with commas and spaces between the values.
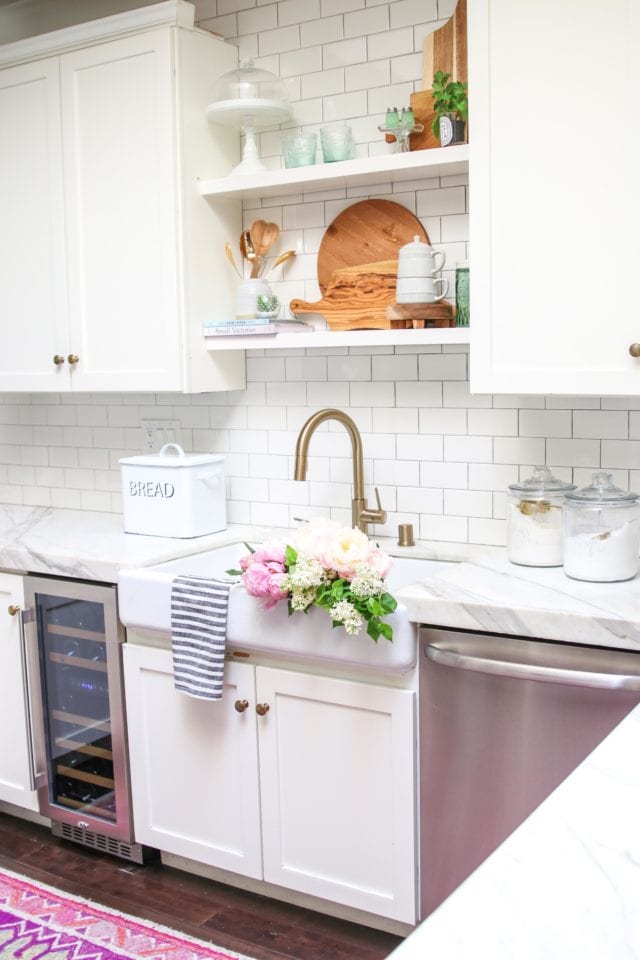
329, 599, 364, 636
350, 563, 385, 599
287, 554, 326, 590
290, 589, 315, 612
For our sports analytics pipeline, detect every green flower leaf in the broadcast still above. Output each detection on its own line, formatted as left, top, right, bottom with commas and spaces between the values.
225, 568, 243, 576
285, 544, 298, 568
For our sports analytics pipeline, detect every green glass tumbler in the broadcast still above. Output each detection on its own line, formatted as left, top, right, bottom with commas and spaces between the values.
455, 263, 470, 327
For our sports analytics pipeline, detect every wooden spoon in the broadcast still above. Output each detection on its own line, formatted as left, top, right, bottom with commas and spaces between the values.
250, 220, 280, 258
239, 230, 256, 267
265, 249, 295, 277
224, 241, 242, 279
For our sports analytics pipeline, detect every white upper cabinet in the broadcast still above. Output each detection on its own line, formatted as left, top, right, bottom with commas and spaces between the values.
0, 2, 245, 393
0, 58, 68, 392
469, 0, 640, 395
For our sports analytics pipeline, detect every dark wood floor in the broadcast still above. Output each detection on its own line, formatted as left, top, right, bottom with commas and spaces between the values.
0, 812, 403, 960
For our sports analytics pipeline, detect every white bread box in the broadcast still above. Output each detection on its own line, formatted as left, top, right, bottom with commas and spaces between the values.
119, 443, 226, 538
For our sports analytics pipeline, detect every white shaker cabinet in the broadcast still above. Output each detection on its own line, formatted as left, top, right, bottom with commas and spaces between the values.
0, 3, 244, 393
0, 573, 38, 811
469, 0, 640, 395
123, 644, 416, 924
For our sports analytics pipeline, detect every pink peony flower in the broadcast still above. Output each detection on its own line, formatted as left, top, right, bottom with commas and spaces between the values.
367, 546, 393, 579
242, 559, 288, 610
239, 553, 254, 572
252, 542, 286, 566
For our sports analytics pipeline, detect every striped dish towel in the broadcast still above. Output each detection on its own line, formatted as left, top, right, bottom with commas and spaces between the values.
170, 575, 234, 700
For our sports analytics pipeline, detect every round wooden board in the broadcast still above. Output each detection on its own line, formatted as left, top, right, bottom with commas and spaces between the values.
317, 199, 429, 294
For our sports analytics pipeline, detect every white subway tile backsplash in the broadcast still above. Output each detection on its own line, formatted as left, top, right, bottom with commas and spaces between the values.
573, 411, 628, 440
601, 440, 640, 470
420, 513, 468, 543
419, 408, 466, 435
398, 434, 442, 460
396, 381, 442, 407
468, 518, 507, 547
397, 486, 443, 514
322, 36, 368, 68
278, 0, 320, 25
372, 408, 419, 433
390, 0, 437, 28
367, 25, 412, 60
519, 410, 572, 439
323, 90, 368, 121
468, 409, 517, 437
419, 354, 467, 381
258, 23, 300, 55
2, 3, 638, 550
444, 489, 493, 518
344, 5, 389, 37
417, 187, 466, 217
546, 439, 601, 468
350, 381, 394, 406
345, 58, 390, 91
301, 67, 345, 99
301, 15, 343, 46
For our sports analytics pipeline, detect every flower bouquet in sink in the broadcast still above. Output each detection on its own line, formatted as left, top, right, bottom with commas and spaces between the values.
227, 519, 398, 641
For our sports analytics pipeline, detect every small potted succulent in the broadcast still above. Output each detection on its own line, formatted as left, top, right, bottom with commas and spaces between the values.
431, 70, 468, 146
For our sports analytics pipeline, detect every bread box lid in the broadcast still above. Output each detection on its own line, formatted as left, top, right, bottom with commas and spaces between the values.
119, 443, 224, 469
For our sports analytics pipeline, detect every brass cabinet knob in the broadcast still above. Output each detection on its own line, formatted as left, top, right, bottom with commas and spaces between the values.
53, 355, 65, 365
7, 605, 20, 616
630, 344, 640, 358
256, 703, 270, 716
234, 699, 249, 713
67, 354, 80, 365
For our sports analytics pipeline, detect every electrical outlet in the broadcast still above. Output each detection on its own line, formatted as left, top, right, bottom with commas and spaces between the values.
141, 419, 181, 454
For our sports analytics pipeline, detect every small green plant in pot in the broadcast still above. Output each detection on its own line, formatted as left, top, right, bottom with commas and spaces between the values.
431, 70, 468, 146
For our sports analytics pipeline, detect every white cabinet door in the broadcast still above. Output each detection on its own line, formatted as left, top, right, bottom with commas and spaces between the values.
0, 574, 38, 810
256, 666, 417, 923
0, 59, 69, 392
469, 0, 640, 395
60, 32, 183, 392
123, 645, 262, 878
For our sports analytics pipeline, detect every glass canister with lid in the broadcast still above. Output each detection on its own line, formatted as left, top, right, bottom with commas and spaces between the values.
507, 466, 576, 566
562, 472, 640, 582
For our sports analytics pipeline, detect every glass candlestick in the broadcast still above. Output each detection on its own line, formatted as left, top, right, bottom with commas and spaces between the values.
378, 122, 424, 152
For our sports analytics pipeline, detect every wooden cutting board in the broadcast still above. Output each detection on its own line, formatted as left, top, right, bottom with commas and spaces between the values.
317, 200, 429, 295
408, 0, 468, 152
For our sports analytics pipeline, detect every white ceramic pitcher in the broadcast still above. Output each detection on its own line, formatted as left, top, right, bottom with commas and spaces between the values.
397, 235, 446, 278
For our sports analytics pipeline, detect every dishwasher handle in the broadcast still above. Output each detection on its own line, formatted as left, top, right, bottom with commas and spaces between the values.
425, 641, 640, 691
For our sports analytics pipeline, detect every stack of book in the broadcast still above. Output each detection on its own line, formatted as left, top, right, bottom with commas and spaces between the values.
203, 319, 277, 337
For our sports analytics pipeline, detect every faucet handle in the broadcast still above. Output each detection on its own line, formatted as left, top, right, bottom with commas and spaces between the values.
359, 487, 387, 529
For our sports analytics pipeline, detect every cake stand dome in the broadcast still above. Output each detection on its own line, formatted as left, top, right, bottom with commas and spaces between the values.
206, 59, 292, 175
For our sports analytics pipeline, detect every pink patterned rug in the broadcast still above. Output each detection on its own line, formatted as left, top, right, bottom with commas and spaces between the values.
0, 867, 255, 960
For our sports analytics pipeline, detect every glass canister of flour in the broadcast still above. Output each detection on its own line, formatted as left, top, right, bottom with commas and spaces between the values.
507, 466, 576, 566
563, 472, 640, 582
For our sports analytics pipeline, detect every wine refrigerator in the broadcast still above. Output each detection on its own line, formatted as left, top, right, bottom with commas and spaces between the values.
21, 576, 148, 862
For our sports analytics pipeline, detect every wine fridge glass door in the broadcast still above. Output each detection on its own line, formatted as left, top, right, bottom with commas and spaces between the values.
24, 577, 132, 842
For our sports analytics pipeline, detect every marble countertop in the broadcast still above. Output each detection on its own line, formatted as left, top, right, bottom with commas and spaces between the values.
389, 704, 640, 960
396, 552, 640, 653
0, 504, 491, 584
1, 504, 639, 956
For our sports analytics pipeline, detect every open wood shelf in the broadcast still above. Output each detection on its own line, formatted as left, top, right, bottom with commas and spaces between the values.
199, 144, 468, 202
205, 325, 471, 352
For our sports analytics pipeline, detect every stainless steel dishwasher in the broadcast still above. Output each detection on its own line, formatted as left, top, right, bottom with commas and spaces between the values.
418, 627, 640, 919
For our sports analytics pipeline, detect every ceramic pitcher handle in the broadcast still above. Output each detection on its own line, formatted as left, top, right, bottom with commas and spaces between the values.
433, 277, 449, 302
433, 251, 446, 273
